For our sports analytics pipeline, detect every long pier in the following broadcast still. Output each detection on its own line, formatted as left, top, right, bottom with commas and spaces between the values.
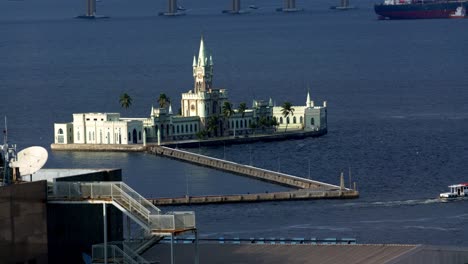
148, 146, 359, 205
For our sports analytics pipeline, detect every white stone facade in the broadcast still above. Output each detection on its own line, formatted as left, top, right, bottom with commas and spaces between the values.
54, 113, 144, 145
53, 37, 327, 145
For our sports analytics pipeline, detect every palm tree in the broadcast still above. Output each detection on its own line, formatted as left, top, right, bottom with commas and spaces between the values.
207, 115, 219, 137
222, 102, 234, 136
158, 93, 170, 108
238, 102, 247, 118
281, 102, 295, 132
222, 101, 234, 119
119, 93, 132, 110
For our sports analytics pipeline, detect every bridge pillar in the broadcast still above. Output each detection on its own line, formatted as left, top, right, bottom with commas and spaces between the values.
76, 0, 108, 19
277, 0, 303, 12
159, 0, 185, 16
232, 0, 241, 12
168, 0, 176, 14
222, 0, 243, 14
87, 0, 96, 17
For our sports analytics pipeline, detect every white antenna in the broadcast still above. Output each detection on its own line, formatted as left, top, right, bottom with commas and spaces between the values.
3, 116, 7, 145
349, 167, 352, 189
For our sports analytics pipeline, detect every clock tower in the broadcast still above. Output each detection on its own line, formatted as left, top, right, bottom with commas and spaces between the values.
193, 36, 213, 93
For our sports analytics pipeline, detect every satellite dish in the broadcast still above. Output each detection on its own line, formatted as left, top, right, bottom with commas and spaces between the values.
10, 146, 48, 176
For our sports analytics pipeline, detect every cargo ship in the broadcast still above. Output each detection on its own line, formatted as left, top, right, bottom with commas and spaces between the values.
375, 0, 468, 19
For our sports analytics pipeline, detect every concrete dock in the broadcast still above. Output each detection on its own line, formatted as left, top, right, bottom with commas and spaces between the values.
150, 189, 358, 205
148, 146, 359, 205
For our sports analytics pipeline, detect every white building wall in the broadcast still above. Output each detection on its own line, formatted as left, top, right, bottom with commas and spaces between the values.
54, 123, 73, 144
273, 106, 306, 131
64, 113, 144, 145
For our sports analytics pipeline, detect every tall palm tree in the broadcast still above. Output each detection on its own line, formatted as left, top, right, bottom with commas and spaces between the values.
222, 102, 234, 135
207, 115, 219, 137
222, 102, 234, 119
281, 102, 295, 132
238, 102, 247, 118
119, 93, 132, 110
158, 93, 170, 108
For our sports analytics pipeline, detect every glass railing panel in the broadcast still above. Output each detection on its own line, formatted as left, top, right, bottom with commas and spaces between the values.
168, 211, 196, 229
149, 215, 175, 231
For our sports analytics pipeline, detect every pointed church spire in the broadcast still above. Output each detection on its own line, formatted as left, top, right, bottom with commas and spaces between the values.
198, 36, 206, 66
193, 55, 197, 67
306, 88, 311, 108
168, 104, 173, 115
150, 105, 155, 116
269, 97, 273, 107
209, 55, 213, 66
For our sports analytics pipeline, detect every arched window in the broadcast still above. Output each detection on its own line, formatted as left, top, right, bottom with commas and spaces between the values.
300, 116, 303, 124
311, 118, 315, 125
280, 117, 283, 124
286, 117, 290, 124
177, 125, 180, 133
139, 131, 142, 140
293, 116, 297, 124
128, 132, 131, 141
190, 124, 193, 132
182, 125, 184, 133
236, 120, 239, 129
58, 128, 63, 134
244, 120, 247, 127
185, 124, 188, 133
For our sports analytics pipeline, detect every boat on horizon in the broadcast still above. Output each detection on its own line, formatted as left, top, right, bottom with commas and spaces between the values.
439, 183, 468, 199
375, 0, 468, 19
449, 5, 466, 18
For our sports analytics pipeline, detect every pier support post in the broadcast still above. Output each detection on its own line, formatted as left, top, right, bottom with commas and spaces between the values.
170, 234, 174, 264
195, 230, 199, 264
103, 203, 108, 264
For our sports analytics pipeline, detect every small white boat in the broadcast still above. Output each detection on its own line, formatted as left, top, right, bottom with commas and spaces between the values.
440, 183, 468, 198
450, 6, 466, 18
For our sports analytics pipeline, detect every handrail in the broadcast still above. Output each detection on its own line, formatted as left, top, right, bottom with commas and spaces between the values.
111, 184, 151, 224
116, 182, 161, 214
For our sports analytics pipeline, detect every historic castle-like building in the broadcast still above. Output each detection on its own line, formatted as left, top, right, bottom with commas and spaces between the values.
54, 37, 327, 145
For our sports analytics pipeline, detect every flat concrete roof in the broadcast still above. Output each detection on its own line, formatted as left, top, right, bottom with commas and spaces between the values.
143, 244, 418, 264
143, 244, 468, 264
22, 168, 119, 182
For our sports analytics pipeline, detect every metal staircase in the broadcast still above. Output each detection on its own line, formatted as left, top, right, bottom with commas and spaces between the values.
48, 181, 197, 264
49, 181, 195, 234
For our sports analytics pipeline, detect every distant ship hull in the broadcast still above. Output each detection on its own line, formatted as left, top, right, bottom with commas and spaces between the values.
375, 1, 468, 19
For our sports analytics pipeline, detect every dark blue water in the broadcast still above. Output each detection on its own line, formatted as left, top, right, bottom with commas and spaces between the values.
1, 0, 467, 246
